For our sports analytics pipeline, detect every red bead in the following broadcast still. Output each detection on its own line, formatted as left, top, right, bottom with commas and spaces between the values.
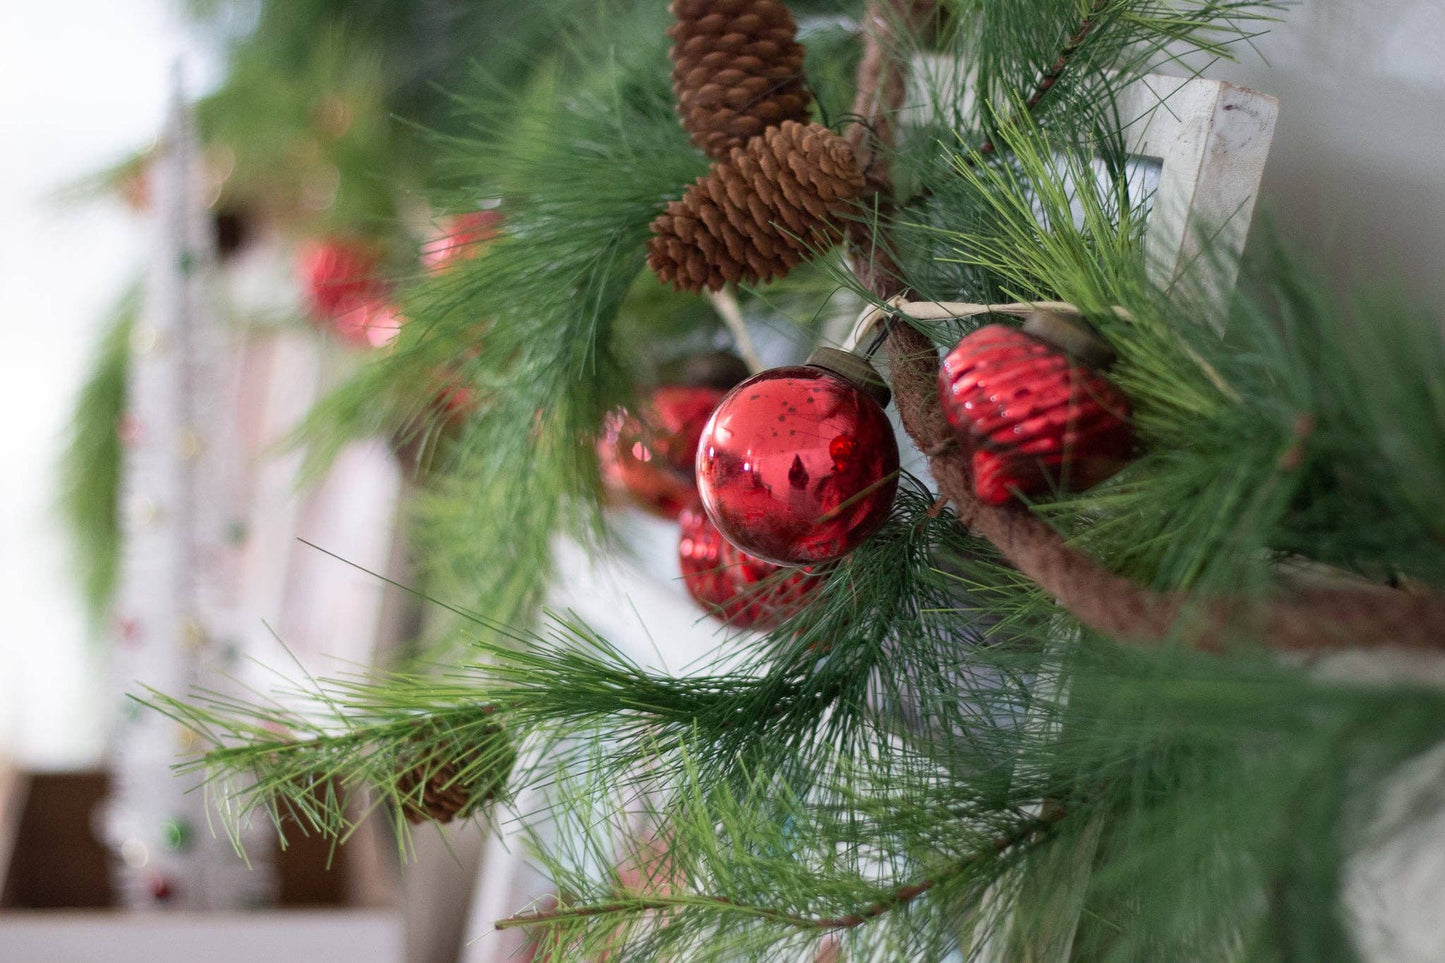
938, 325, 1133, 505
678, 505, 819, 629
696, 365, 899, 565
300, 238, 384, 319
421, 210, 503, 273
613, 386, 727, 518
146, 873, 176, 902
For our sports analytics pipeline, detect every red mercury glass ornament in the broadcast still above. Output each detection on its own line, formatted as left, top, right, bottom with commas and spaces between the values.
678, 504, 819, 630
695, 349, 899, 566
937, 310, 1134, 505
333, 297, 405, 349
422, 210, 504, 273
613, 385, 727, 518
300, 238, 384, 319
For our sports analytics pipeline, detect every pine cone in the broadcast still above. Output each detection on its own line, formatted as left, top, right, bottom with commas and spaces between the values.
395, 725, 509, 825
648, 121, 867, 292
669, 0, 813, 160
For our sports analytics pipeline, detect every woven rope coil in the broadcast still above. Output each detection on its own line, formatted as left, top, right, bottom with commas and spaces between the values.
669, 0, 813, 160
647, 120, 867, 292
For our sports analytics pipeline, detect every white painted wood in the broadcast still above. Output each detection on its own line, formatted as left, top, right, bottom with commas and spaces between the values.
1118, 74, 1279, 298
0, 910, 402, 963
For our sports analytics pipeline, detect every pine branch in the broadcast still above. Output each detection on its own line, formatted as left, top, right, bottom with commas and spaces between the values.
498, 808, 1063, 933
974, 0, 1111, 159
849, 0, 1445, 654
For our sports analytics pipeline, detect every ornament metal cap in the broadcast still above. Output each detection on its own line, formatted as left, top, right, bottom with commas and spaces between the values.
805, 346, 891, 409
1022, 309, 1117, 370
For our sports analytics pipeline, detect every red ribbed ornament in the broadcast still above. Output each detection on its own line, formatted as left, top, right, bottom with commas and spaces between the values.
614, 386, 727, 518
696, 362, 898, 565
937, 323, 1133, 505
678, 505, 818, 629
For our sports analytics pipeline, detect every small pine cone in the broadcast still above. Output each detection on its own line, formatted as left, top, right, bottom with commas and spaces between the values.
647, 121, 866, 292
395, 726, 509, 825
669, 0, 813, 160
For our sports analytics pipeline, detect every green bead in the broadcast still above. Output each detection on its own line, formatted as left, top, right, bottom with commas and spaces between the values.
160, 816, 193, 852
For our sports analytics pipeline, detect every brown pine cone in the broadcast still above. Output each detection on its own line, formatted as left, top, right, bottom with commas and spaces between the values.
647, 120, 867, 292
395, 725, 510, 825
670, 0, 813, 160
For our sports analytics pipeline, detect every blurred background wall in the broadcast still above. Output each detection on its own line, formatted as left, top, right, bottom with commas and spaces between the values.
0, 1, 217, 768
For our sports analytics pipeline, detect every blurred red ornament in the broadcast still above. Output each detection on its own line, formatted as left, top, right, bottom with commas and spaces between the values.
678, 505, 818, 629
422, 210, 503, 273
146, 873, 176, 903
597, 409, 630, 500
300, 238, 385, 319
695, 356, 899, 566
614, 386, 726, 518
332, 297, 405, 349
937, 317, 1133, 506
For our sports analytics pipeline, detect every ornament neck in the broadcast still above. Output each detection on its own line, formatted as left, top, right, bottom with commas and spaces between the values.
1021, 309, 1117, 370
805, 346, 892, 408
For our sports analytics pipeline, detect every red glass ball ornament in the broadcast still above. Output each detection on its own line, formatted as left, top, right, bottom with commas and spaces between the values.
938, 324, 1134, 505
695, 363, 899, 566
422, 210, 503, 273
300, 239, 384, 319
678, 504, 819, 630
614, 386, 726, 518
333, 297, 405, 349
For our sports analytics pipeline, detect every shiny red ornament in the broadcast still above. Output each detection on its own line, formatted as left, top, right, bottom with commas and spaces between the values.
300, 238, 384, 319
678, 505, 818, 629
613, 386, 726, 518
938, 323, 1133, 505
333, 297, 405, 349
695, 363, 899, 566
422, 210, 503, 273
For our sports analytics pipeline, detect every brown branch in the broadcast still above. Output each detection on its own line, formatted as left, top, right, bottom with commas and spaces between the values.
846, 1, 1445, 653
497, 812, 1060, 934
975, 0, 1111, 158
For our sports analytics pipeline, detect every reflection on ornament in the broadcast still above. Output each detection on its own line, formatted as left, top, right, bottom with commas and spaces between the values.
696, 363, 899, 565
